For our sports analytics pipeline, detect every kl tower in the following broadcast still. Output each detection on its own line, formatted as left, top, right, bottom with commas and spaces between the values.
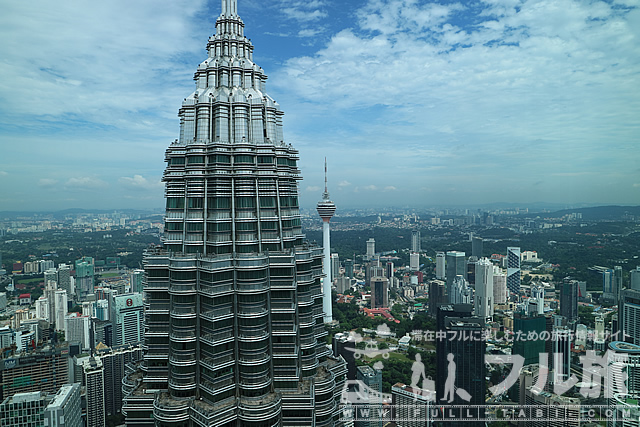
317, 159, 336, 324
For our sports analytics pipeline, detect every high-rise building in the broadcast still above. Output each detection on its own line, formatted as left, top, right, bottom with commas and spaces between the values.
110, 293, 144, 347
122, 2, 346, 425
64, 314, 91, 351
24, 261, 39, 274
54, 290, 68, 331
631, 266, 640, 291
43, 280, 57, 326
607, 341, 640, 427
44, 383, 82, 427
471, 236, 483, 259
512, 313, 546, 366
518, 365, 581, 427
435, 304, 473, 408
435, 252, 445, 280
82, 301, 95, 318
428, 280, 447, 317
0, 392, 50, 427
445, 251, 466, 302
392, 383, 432, 427
367, 259, 384, 287
560, 279, 579, 321
370, 276, 389, 309
530, 285, 545, 312
492, 266, 507, 305
317, 159, 337, 324
450, 276, 471, 305
602, 268, 617, 303
83, 357, 105, 427
74, 257, 94, 301
332, 333, 356, 381
35, 296, 49, 322
437, 315, 485, 425
411, 230, 421, 253
594, 315, 606, 352
344, 259, 354, 279
506, 247, 521, 295
615, 265, 623, 295
57, 264, 72, 298
366, 238, 376, 260
0, 346, 69, 401
0, 326, 13, 349
129, 270, 144, 294
44, 268, 58, 288
385, 261, 394, 280
98, 346, 143, 417
576, 280, 588, 302
336, 276, 351, 294
619, 289, 640, 345
474, 258, 493, 321
552, 325, 571, 383
465, 256, 478, 285
330, 253, 340, 283
95, 299, 109, 321
355, 365, 383, 427
410, 252, 420, 272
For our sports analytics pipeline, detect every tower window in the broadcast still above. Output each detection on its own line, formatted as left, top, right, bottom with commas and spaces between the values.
259, 197, 276, 208
234, 155, 255, 164
187, 156, 205, 165
188, 198, 204, 209
236, 197, 256, 208
167, 198, 185, 209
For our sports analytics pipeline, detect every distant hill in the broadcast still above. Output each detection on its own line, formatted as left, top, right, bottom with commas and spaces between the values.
542, 205, 640, 220
0, 208, 162, 220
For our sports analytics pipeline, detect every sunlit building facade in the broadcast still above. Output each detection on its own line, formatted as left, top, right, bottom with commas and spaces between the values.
122, 1, 346, 426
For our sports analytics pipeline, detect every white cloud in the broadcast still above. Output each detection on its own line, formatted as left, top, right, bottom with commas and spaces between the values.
633, 183, 640, 188
119, 175, 162, 191
38, 178, 58, 188
338, 180, 352, 187
298, 28, 324, 38
0, 171, 7, 176
281, 0, 328, 22
306, 185, 322, 192
363, 185, 378, 191
0, 0, 208, 133
65, 177, 108, 190
273, 0, 640, 205
284, 8, 327, 21
383, 186, 397, 192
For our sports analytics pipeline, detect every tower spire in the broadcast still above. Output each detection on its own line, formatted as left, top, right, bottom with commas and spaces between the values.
222, 0, 238, 17
323, 158, 330, 201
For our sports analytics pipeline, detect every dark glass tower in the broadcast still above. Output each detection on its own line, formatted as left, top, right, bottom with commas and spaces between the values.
435, 305, 485, 426
122, 1, 347, 426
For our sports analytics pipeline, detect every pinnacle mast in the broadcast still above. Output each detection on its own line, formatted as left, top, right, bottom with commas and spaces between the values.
222, 0, 238, 17
317, 159, 337, 323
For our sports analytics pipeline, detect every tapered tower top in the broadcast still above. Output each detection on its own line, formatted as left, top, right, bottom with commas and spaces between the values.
317, 158, 336, 221
221, 0, 238, 17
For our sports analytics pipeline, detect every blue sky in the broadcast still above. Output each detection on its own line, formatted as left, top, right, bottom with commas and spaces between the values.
0, 0, 639, 211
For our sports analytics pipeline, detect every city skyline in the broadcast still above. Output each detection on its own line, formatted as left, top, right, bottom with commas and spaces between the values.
1, 0, 639, 211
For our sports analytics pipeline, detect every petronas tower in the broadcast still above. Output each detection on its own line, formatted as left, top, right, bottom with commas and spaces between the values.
122, 1, 347, 426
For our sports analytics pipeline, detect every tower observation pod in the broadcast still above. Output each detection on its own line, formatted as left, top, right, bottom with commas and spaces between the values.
317, 159, 336, 324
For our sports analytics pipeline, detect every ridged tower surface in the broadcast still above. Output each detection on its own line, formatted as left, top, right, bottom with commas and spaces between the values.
121, 1, 347, 426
